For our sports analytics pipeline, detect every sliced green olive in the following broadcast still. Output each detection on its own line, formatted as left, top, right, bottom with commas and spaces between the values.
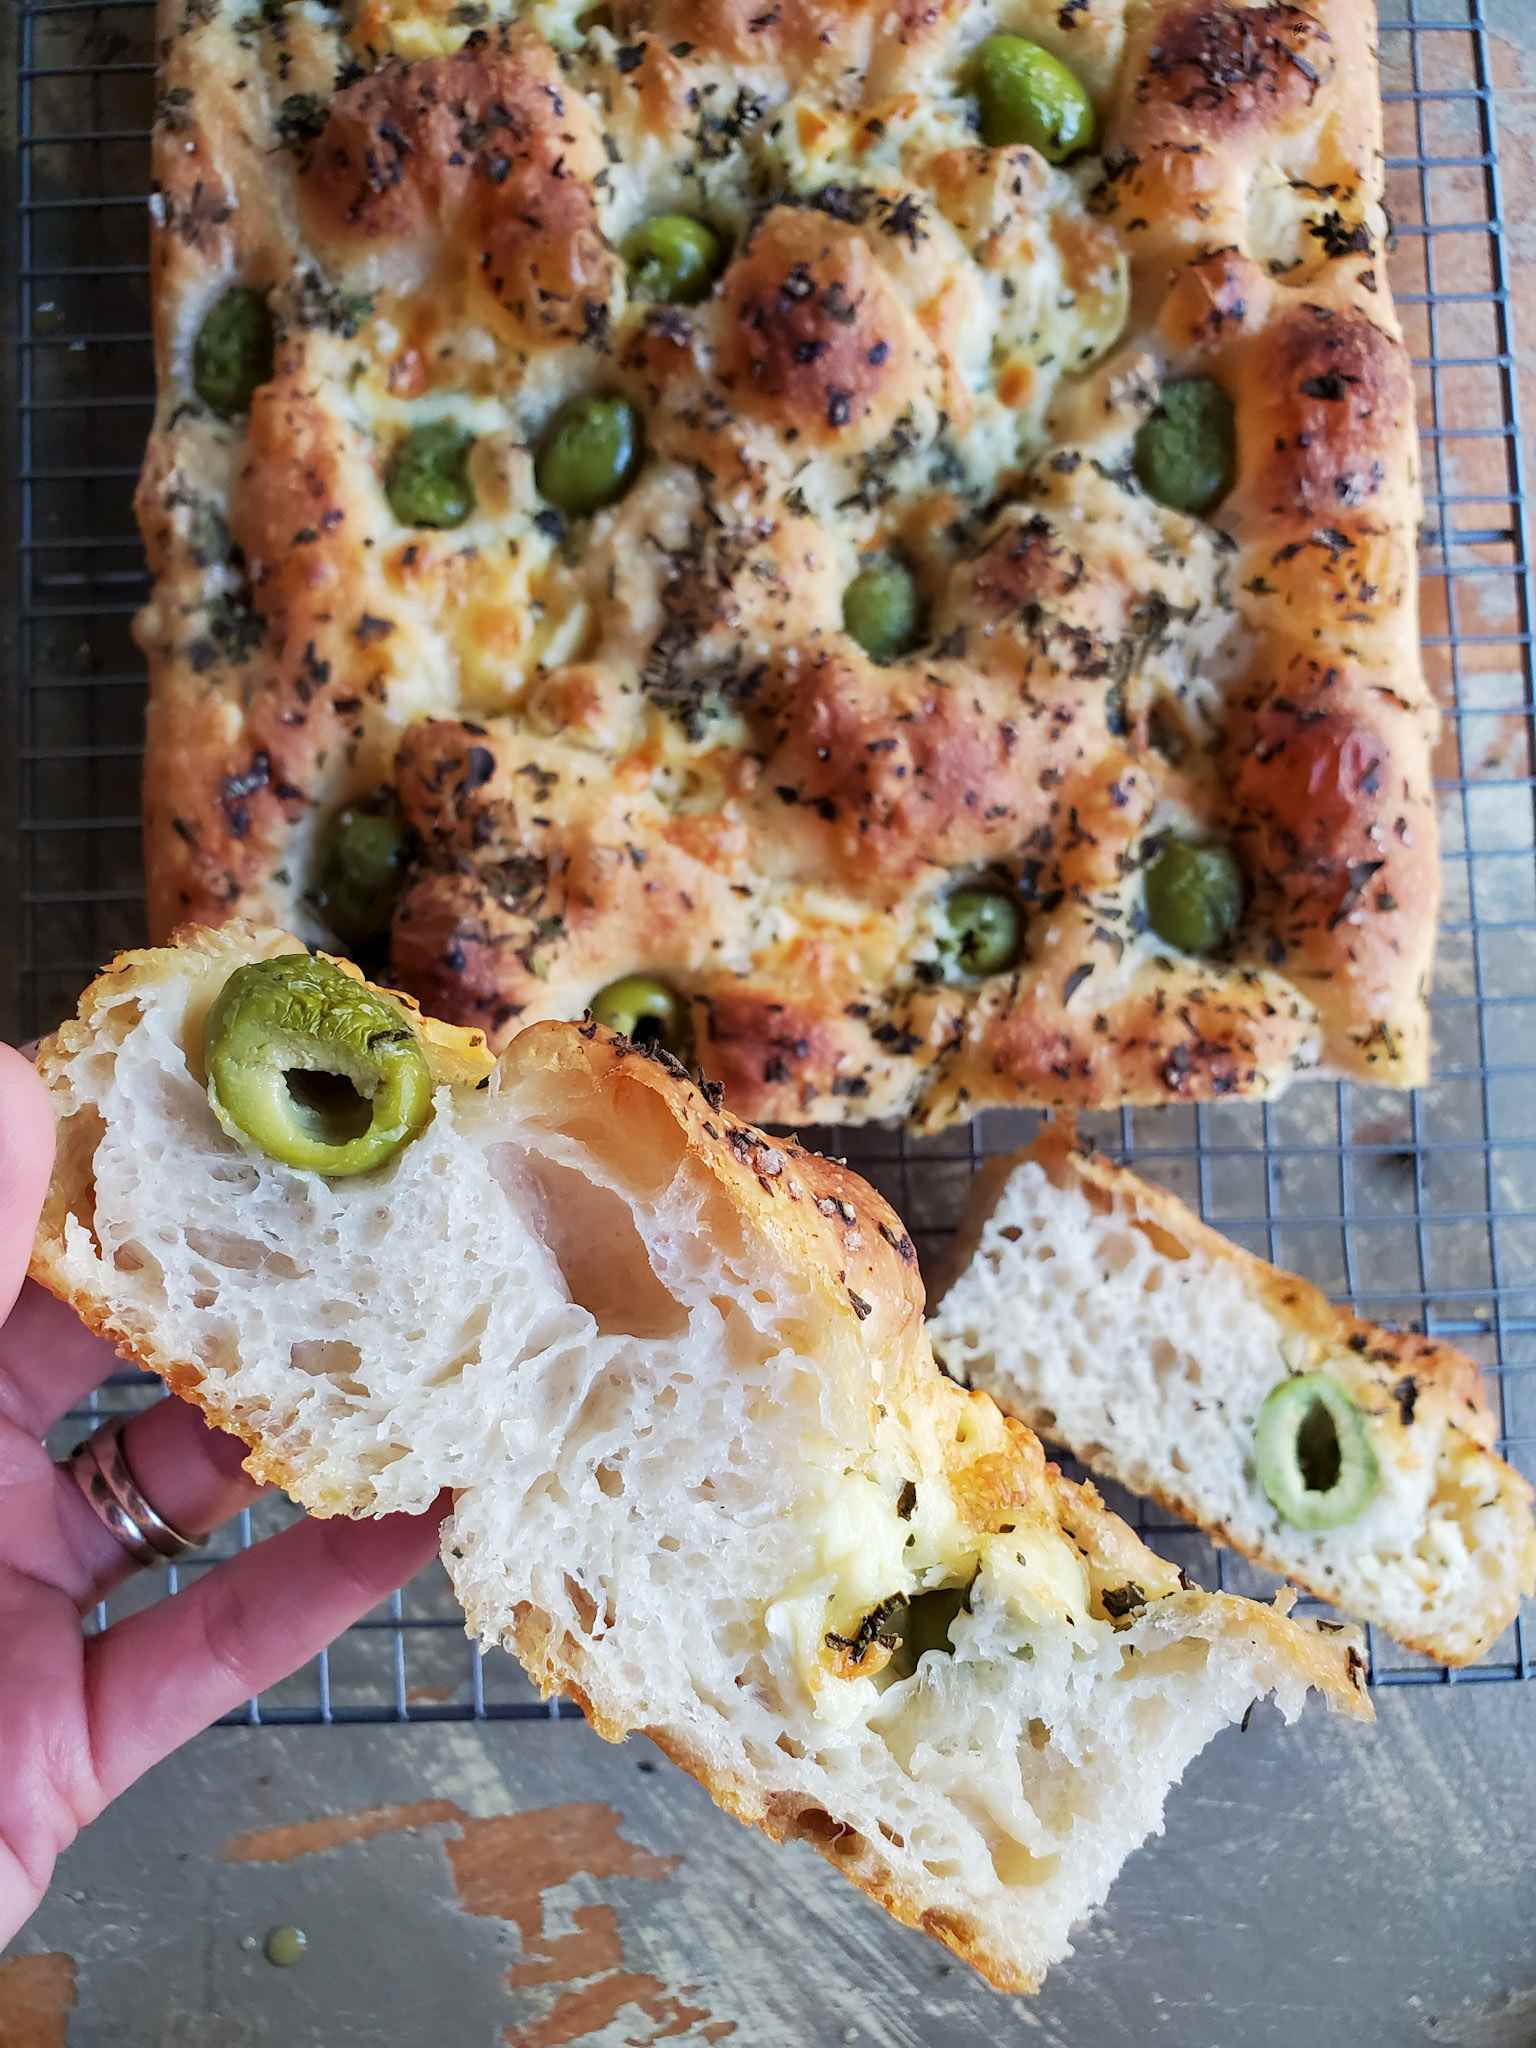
386, 420, 476, 529
535, 395, 643, 517
973, 35, 1097, 162
1133, 377, 1236, 515
192, 286, 275, 418
936, 887, 1023, 980
887, 1585, 971, 1680
313, 802, 408, 949
589, 973, 691, 1060
204, 954, 432, 1176
843, 556, 920, 664
624, 214, 724, 306
1143, 838, 1244, 955
1254, 1373, 1380, 1532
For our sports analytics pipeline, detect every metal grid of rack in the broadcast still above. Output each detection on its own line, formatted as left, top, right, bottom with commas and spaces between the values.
3, 0, 1532, 1721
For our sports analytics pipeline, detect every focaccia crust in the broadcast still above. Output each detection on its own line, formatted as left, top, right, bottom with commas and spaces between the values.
136, 0, 1432, 1129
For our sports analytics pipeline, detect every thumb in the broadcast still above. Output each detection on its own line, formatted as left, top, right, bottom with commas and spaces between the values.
0, 1044, 55, 1322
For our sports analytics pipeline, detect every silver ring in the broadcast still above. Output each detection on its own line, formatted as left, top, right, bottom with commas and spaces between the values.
64, 1414, 207, 1573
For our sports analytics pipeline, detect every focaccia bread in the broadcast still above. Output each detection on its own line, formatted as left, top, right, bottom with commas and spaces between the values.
135, 0, 1432, 1129
929, 1125, 1536, 1665
31, 925, 1368, 1993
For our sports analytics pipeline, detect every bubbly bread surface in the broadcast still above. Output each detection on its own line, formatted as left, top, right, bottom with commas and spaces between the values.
929, 1127, 1536, 1665
136, 0, 1432, 1129
32, 926, 1368, 1992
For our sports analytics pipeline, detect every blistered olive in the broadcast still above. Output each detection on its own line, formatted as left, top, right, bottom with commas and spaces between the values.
535, 395, 643, 517
1254, 1373, 1379, 1531
887, 1585, 970, 1680
313, 803, 408, 949
1133, 377, 1236, 515
936, 888, 1023, 980
589, 973, 692, 1060
624, 214, 724, 306
1143, 838, 1244, 955
386, 421, 476, 529
192, 286, 275, 418
843, 556, 920, 664
973, 35, 1097, 162
204, 954, 433, 1176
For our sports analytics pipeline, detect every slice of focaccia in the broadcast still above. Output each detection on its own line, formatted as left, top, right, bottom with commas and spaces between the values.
31, 926, 1368, 1993
929, 1126, 1536, 1668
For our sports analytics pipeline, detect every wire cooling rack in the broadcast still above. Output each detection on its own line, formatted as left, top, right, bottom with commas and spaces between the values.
2, 0, 1532, 1722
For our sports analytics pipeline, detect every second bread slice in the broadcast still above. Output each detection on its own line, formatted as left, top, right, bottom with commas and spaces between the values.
929, 1125, 1535, 1666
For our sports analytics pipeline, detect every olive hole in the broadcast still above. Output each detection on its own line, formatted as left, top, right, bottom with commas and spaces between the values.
284, 1068, 373, 1146
1296, 1396, 1342, 1495
887, 1584, 970, 1680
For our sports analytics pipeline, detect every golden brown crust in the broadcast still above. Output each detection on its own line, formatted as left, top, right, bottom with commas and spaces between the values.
1223, 660, 1439, 1069
297, 39, 618, 342
721, 208, 929, 451
136, 0, 1432, 1127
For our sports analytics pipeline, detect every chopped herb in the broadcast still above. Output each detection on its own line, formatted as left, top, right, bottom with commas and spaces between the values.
274, 91, 328, 165
290, 268, 374, 338
1308, 210, 1373, 260
1101, 1582, 1148, 1621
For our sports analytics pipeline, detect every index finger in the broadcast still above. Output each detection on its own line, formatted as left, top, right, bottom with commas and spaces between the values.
0, 1279, 124, 1436
84, 1498, 450, 1808
0, 1048, 83, 1434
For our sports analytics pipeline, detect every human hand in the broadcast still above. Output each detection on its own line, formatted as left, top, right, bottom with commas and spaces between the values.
0, 1042, 446, 1946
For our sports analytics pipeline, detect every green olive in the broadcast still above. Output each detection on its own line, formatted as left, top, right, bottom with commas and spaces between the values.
263, 1925, 308, 1968
192, 286, 275, 418
1143, 838, 1244, 955
624, 214, 724, 306
1133, 377, 1236, 515
843, 556, 920, 664
589, 973, 692, 1060
386, 420, 476, 528
973, 35, 1097, 162
534, 395, 643, 517
313, 803, 408, 949
204, 954, 433, 1176
936, 887, 1023, 980
887, 1585, 970, 1680
1254, 1373, 1380, 1531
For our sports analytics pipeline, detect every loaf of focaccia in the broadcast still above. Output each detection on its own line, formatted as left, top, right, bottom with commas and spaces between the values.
134, 0, 1432, 1128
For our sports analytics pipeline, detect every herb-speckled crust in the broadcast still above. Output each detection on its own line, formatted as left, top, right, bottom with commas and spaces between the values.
135, 0, 1431, 1128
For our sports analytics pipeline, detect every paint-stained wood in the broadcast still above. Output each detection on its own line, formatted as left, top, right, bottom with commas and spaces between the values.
0, 1954, 77, 2048
22, 1687, 1536, 2047
214, 1794, 736, 2045
221, 1797, 460, 1863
